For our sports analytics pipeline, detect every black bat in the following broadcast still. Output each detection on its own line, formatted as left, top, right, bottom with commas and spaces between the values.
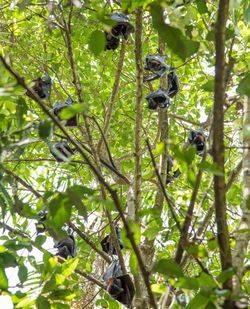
104, 12, 134, 51
188, 129, 206, 156
144, 52, 169, 82
101, 225, 123, 255
54, 234, 77, 259
145, 87, 171, 110
167, 70, 180, 98
26, 73, 52, 99
50, 141, 76, 162
103, 259, 135, 308
53, 96, 77, 127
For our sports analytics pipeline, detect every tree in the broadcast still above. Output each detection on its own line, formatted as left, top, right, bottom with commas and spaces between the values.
0, 0, 249, 308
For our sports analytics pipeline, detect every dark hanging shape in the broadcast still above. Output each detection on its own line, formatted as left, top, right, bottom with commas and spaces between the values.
53, 96, 77, 127
167, 70, 180, 98
104, 12, 134, 51
144, 52, 170, 82
103, 259, 135, 308
166, 155, 182, 185
111, 12, 135, 40
35, 208, 48, 234
105, 31, 120, 50
188, 129, 206, 156
145, 87, 171, 110
26, 73, 52, 99
50, 141, 76, 162
101, 225, 123, 255
54, 234, 77, 259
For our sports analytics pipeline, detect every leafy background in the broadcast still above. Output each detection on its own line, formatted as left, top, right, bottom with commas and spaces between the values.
0, 0, 249, 308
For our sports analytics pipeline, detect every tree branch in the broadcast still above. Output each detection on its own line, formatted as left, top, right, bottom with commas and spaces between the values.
68, 222, 112, 264
98, 40, 126, 151
3, 167, 42, 199
134, 6, 143, 217
213, 0, 232, 299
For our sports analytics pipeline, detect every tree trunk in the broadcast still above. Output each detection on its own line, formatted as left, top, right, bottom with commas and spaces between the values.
232, 96, 250, 294
213, 1, 233, 308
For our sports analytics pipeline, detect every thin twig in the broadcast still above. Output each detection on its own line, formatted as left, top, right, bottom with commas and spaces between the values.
145, 138, 181, 232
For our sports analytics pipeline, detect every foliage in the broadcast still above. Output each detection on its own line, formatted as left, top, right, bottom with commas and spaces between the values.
0, 0, 249, 308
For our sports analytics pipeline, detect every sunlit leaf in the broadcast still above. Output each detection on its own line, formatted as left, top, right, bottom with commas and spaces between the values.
236, 73, 250, 98
38, 121, 52, 139
0, 268, 8, 289
88, 30, 106, 56
36, 296, 51, 309
153, 259, 184, 277
129, 251, 138, 275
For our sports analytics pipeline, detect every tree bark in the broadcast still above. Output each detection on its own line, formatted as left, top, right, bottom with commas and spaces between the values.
232, 96, 250, 294
213, 1, 233, 307
134, 6, 143, 217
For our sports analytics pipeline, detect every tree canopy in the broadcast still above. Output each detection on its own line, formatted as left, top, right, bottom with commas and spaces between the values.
0, 0, 249, 309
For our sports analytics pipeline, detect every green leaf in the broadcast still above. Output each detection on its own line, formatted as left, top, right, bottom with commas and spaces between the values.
201, 80, 214, 92
18, 264, 28, 283
96, 9, 116, 26
153, 259, 184, 278
205, 30, 214, 42
42, 276, 57, 294
16, 97, 28, 128
121, 222, 140, 248
16, 297, 34, 308
0, 182, 13, 207
60, 104, 87, 120
55, 273, 66, 285
199, 161, 224, 176
236, 73, 250, 98
88, 30, 106, 56
176, 276, 199, 290
0, 194, 7, 221
243, 5, 250, 23
0, 252, 18, 268
186, 293, 209, 309
104, 292, 120, 308
225, 28, 235, 40
217, 267, 237, 284
41, 256, 58, 282
151, 283, 166, 294
143, 226, 162, 241
35, 235, 46, 247
48, 289, 76, 301
103, 199, 117, 212
186, 244, 208, 258
155, 142, 165, 155
150, 3, 199, 61
48, 193, 72, 228
129, 252, 138, 275
67, 189, 87, 219
49, 303, 69, 309
0, 267, 8, 289
39, 121, 51, 139
95, 299, 108, 307
61, 258, 79, 277
197, 273, 217, 288
36, 296, 51, 309
69, 185, 95, 196
17, 0, 33, 11
207, 238, 217, 251
196, 0, 208, 14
